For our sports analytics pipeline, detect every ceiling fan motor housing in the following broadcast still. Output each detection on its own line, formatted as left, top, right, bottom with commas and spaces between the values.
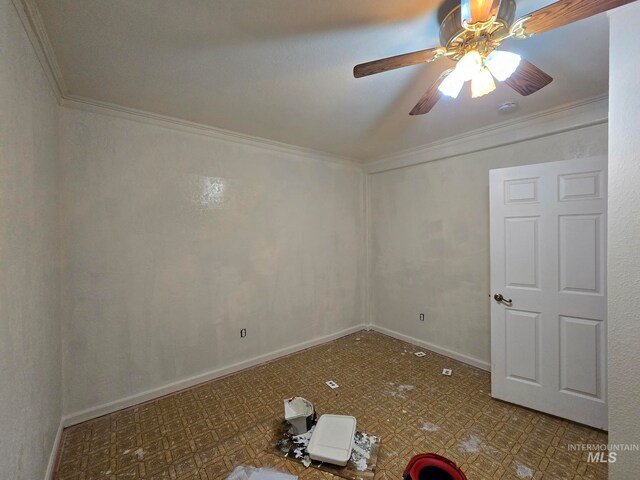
439, 0, 516, 56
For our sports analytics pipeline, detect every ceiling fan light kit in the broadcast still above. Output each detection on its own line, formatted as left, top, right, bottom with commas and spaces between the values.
438, 70, 466, 99
353, 0, 637, 115
471, 67, 497, 98
455, 50, 484, 82
485, 50, 521, 81
436, 48, 521, 99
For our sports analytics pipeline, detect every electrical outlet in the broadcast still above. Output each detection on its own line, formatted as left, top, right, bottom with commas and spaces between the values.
442, 368, 452, 376
240, 328, 246, 338
419, 313, 425, 321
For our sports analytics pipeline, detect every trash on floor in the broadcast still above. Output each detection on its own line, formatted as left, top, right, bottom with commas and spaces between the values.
308, 414, 357, 466
283, 396, 315, 435
420, 421, 440, 432
516, 463, 534, 478
384, 382, 415, 399
350, 432, 378, 472
325, 380, 339, 389
272, 419, 380, 480
442, 368, 452, 376
227, 465, 298, 480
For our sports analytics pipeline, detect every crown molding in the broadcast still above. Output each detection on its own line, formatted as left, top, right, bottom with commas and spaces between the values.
11, 0, 67, 103
61, 95, 362, 168
13, 0, 609, 171
12, 0, 362, 168
363, 93, 609, 174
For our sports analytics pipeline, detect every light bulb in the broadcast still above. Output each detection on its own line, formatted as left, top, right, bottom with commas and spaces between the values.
486, 50, 522, 81
438, 70, 465, 99
471, 67, 496, 98
455, 50, 483, 82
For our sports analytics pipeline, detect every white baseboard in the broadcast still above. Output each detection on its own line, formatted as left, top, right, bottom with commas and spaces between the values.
62, 324, 365, 427
45, 418, 63, 480
370, 325, 491, 371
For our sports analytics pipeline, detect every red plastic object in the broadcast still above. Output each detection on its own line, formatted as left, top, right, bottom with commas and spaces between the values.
403, 453, 468, 480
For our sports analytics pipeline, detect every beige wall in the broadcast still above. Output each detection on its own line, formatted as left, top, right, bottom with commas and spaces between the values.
59, 107, 365, 417
608, 4, 640, 477
0, 0, 61, 478
368, 124, 608, 367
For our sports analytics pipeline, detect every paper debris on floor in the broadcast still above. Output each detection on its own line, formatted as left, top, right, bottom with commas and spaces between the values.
227, 465, 298, 480
272, 421, 380, 480
516, 463, 534, 478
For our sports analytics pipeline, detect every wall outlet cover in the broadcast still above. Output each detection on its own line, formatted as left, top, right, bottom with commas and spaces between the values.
325, 380, 339, 389
414, 351, 427, 357
442, 368, 452, 376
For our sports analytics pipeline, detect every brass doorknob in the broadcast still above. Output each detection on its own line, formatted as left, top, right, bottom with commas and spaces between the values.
494, 293, 513, 305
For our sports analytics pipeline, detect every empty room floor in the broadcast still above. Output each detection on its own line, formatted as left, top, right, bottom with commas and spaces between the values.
53, 332, 607, 480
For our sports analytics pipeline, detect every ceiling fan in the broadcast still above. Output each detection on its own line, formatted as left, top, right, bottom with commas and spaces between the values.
353, 0, 635, 115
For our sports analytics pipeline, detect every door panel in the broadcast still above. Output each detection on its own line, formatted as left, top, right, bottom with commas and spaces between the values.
559, 214, 602, 294
558, 171, 603, 201
560, 315, 603, 399
505, 310, 541, 385
505, 217, 540, 289
490, 156, 607, 429
505, 177, 539, 203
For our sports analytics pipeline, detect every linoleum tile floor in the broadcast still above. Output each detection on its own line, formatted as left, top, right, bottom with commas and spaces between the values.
54, 331, 607, 480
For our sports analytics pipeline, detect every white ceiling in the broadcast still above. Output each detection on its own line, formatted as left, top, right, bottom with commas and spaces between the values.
35, 0, 610, 162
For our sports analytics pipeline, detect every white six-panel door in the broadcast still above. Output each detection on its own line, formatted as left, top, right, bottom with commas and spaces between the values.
490, 156, 607, 429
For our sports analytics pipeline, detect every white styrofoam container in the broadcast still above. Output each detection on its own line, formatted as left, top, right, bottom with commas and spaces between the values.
307, 414, 357, 466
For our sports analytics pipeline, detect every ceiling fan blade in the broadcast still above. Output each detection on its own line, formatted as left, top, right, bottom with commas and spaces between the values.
504, 60, 553, 96
409, 69, 453, 115
512, 0, 636, 37
353, 47, 445, 78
